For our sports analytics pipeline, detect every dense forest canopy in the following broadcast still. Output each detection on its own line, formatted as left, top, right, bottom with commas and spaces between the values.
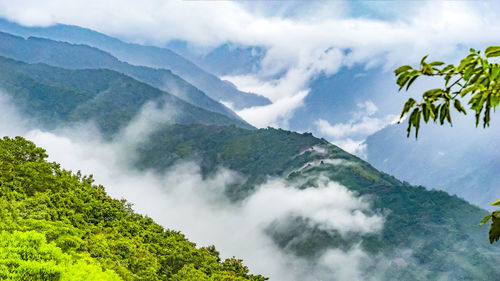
0, 136, 267, 281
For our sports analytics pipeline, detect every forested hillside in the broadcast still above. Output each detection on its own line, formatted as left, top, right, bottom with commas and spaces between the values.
0, 31, 243, 121
0, 136, 266, 281
0, 56, 252, 135
0, 20, 271, 110
133, 124, 500, 280
0, 17, 498, 281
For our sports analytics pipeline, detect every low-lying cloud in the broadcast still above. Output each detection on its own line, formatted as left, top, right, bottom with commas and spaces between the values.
315, 101, 399, 157
0, 94, 387, 280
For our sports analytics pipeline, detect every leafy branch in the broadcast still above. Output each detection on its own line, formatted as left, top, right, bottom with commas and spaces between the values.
395, 46, 500, 138
395, 46, 500, 244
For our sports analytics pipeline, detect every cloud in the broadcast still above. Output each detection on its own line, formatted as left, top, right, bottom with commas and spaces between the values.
236, 90, 309, 128
0, 93, 29, 136
25, 128, 385, 281
315, 101, 399, 157
1, 1, 499, 127
222, 47, 343, 128
0, 94, 386, 281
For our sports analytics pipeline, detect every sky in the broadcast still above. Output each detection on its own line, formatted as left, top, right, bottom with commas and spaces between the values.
0, 2, 497, 279
0, 0, 498, 154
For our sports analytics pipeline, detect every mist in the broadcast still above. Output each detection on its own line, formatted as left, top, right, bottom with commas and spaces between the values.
0, 92, 392, 281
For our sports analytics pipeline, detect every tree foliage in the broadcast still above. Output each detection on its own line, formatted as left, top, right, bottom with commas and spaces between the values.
395, 46, 500, 137
0, 136, 267, 280
395, 46, 500, 244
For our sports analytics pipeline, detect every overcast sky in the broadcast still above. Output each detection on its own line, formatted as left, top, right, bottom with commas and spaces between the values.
0, 0, 498, 153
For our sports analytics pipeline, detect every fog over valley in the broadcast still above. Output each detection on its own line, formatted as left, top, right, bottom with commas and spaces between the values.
0, 1, 498, 280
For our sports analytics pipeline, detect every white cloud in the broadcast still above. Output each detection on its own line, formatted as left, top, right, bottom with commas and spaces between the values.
0, 92, 29, 136
315, 101, 399, 157
1, 1, 499, 127
236, 90, 308, 128
0, 95, 386, 281
22, 129, 384, 281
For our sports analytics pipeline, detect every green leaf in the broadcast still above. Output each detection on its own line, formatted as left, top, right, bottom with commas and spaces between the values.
396, 72, 411, 90
423, 88, 444, 98
490, 213, 500, 243
457, 54, 477, 73
480, 214, 492, 226
422, 103, 430, 122
420, 55, 429, 66
440, 64, 455, 75
463, 65, 475, 81
406, 75, 418, 91
491, 199, 500, 206
400, 98, 416, 118
453, 99, 467, 114
439, 104, 447, 125
408, 108, 420, 138
394, 65, 412, 75
490, 65, 500, 81
429, 61, 445, 66
485, 46, 500, 58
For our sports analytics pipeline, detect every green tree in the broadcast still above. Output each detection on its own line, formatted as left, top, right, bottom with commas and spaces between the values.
394, 46, 500, 243
0, 136, 268, 280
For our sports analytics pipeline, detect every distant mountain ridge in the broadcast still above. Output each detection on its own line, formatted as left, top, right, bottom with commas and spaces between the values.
0, 18, 499, 281
0, 31, 247, 123
365, 120, 500, 210
0, 49, 498, 279
0, 55, 252, 134
0, 19, 271, 110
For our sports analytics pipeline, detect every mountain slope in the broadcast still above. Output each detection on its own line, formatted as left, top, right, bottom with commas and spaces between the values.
0, 20, 271, 110
0, 31, 245, 122
0, 56, 252, 134
133, 124, 500, 280
0, 136, 266, 281
365, 120, 500, 210
166, 41, 265, 77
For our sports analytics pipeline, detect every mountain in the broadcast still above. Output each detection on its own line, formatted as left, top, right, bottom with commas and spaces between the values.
0, 19, 271, 110
0, 136, 266, 281
0, 31, 246, 122
1, 19, 498, 280
365, 117, 500, 210
130, 124, 499, 280
166, 41, 265, 77
0, 48, 497, 278
0, 55, 252, 135
169, 40, 500, 211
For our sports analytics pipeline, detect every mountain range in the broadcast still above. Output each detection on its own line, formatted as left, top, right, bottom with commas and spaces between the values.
0, 19, 271, 110
0, 22, 498, 281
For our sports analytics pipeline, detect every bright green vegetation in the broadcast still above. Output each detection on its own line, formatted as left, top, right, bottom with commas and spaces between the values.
0, 231, 121, 281
395, 47, 500, 137
0, 136, 266, 281
135, 124, 500, 280
394, 46, 500, 244
0, 55, 252, 135
0, 31, 244, 121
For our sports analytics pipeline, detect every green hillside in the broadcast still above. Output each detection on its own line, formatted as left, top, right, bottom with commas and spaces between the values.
134, 124, 500, 280
0, 31, 245, 121
0, 56, 252, 135
0, 21, 271, 110
0, 136, 266, 281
